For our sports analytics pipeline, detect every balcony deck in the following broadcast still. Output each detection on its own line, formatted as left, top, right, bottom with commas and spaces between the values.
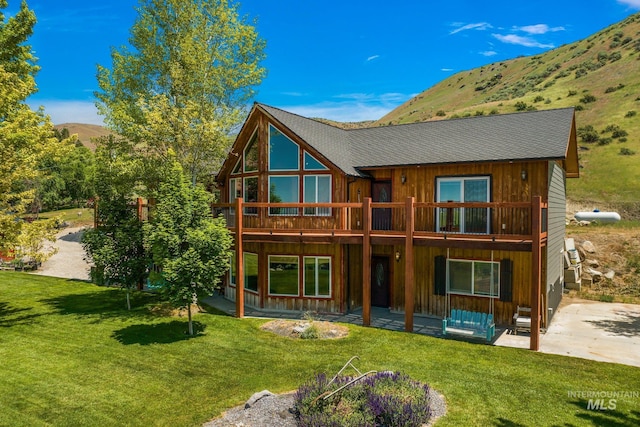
212, 198, 546, 252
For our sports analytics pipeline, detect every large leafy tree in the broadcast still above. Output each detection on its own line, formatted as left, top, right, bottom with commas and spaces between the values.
82, 136, 148, 310
96, 0, 266, 184
0, 0, 69, 252
144, 159, 232, 335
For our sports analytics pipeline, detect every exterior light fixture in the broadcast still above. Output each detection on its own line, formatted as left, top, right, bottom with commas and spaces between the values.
395, 251, 401, 262
521, 169, 527, 181
401, 174, 406, 184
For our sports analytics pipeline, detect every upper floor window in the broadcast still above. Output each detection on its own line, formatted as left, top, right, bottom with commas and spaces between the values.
304, 152, 328, 171
244, 131, 259, 172
269, 125, 299, 171
269, 175, 299, 216
304, 175, 331, 216
437, 176, 490, 234
229, 177, 241, 204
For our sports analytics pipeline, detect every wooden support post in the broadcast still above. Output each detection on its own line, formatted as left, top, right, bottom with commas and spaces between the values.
137, 197, 143, 220
235, 198, 244, 318
404, 197, 415, 332
530, 196, 542, 351
362, 197, 372, 326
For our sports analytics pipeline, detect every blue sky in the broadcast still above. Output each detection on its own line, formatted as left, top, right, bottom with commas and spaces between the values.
12, 0, 640, 125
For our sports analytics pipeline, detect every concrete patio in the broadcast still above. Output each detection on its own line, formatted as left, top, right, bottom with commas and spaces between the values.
203, 295, 640, 369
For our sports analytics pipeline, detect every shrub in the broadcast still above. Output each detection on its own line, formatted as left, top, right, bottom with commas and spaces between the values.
620, 147, 635, 156
612, 129, 628, 139
435, 110, 446, 117
574, 104, 584, 111
625, 110, 637, 118
598, 137, 613, 146
575, 68, 587, 79
533, 95, 545, 103
514, 101, 528, 111
489, 109, 499, 115
567, 90, 578, 97
293, 371, 432, 427
577, 125, 599, 143
580, 94, 597, 103
474, 110, 484, 116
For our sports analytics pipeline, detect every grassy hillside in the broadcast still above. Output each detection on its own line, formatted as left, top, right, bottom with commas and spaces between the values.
377, 12, 640, 206
54, 123, 111, 151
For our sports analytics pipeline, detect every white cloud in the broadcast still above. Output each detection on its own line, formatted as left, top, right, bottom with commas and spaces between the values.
617, 0, 640, 9
441, 68, 454, 72
29, 100, 104, 125
450, 22, 493, 35
281, 93, 411, 122
367, 55, 380, 62
492, 34, 555, 49
480, 51, 498, 57
516, 24, 565, 34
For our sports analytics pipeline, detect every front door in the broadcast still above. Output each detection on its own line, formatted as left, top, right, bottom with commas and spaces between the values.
371, 256, 390, 308
372, 181, 392, 230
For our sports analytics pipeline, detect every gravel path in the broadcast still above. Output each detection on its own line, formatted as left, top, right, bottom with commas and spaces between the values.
31, 227, 92, 281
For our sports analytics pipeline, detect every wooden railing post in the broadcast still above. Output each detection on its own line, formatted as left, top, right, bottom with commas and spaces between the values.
362, 197, 371, 326
405, 197, 415, 332
530, 196, 542, 350
235, 198, 244, 318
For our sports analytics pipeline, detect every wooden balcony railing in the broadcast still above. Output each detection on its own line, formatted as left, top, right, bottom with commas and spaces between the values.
211, 198, 548, 249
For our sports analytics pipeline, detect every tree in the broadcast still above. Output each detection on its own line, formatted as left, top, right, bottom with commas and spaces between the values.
96, 0, 266, 185
144, 159, 232, 335
0, 0, 70, 252
82, 135, 148, 310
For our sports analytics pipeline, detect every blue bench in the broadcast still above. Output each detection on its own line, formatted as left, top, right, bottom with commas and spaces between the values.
442, 309, 496, 342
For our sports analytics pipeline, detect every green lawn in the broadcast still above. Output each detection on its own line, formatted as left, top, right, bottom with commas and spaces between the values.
1, 272, 639, 426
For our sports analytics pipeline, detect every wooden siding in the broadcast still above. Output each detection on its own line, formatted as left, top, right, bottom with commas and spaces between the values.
229, 241, 344, 313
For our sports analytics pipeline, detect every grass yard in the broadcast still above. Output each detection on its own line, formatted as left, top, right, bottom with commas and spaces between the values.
1, 272, 639, 426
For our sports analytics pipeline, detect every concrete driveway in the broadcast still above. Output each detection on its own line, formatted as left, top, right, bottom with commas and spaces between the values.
31, 227, 92, 281
496, 298, 640, 368
541, 299, 640, 367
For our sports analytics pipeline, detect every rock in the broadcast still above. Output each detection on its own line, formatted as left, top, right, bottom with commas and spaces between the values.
584, 259, 599, 268
292, 322, 311, 334
585, 267, 602, 276
245, 390, 274, 409
604, 270, 615, 280
581, 240, 596, 253
578, 220, 591, 226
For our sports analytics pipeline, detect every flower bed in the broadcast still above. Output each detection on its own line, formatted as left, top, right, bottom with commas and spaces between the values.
293, 371, 432, 427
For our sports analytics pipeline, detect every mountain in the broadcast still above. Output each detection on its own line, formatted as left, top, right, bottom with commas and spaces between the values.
54, 123, 112, 151
376, 12, 640, 206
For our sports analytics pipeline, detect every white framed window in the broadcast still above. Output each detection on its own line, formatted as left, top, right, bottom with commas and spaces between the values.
269, 175, 299, 216
303, 151, 328, 171
304, 175, 331, 216
437, 176, 490, 234
268, 125, 299, 171
229, 252, 258, 292
304, 256, 331, 297
447, 259, 499, 298
229, 177, 241, 204
268, 255, 299, 296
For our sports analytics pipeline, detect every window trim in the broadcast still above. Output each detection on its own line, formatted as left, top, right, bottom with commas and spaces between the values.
268, 255, 300, 296
268, 175, 300, 216
436, 176, 491, 234
446, 258, 500, 298
268, 124, 300, 172
229, 252, 259, 293
303, 256, 332, 298
243, 129, 259, 173
303, 174, 332, 216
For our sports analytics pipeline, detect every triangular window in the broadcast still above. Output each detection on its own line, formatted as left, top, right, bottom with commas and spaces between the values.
304, 151, 328, 171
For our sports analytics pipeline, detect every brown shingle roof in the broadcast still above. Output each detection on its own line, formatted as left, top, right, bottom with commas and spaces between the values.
257, 103, 576, 176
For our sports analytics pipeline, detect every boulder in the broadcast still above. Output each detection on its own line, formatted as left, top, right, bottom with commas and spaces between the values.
604, 270, 615, 280
245, 390, 274, 409
584, 258, 599, 268
581, 240, 596, 253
